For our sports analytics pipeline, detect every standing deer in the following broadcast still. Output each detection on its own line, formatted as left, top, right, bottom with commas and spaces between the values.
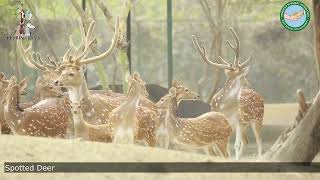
112, 72, 151, 144
159, 87, 232, 158
155, 80, 200, 148
192, 28, 264, 160
2, 76, 70, 137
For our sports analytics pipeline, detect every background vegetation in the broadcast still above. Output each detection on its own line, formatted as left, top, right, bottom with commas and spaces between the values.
0, 0, 317, 103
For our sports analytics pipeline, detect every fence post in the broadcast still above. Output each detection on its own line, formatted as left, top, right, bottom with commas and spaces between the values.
167, 0, 173, 88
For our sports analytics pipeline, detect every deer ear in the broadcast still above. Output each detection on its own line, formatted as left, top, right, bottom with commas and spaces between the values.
0, 72, 5, 80
169, 87, 176, 96
172, 80, 179, 88
19, 77, 28, 90
132, 72, 140, 79
9, 76, 17, 84
224, 69, 232, 76
35, 77, 42, 87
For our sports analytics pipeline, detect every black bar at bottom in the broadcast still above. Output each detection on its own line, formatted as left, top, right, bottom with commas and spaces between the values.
4, 162, 320, 173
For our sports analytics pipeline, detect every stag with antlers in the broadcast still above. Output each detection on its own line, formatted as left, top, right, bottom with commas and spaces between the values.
193, 28, 264, 160
54, 17, 161, 146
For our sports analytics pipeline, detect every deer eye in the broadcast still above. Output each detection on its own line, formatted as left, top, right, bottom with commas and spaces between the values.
69, 73, 74, 77
185, 89, 189, 92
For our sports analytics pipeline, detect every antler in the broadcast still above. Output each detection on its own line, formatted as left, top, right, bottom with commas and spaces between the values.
226, 27, 240, 66
77, 16, 120, 65
192, 35, 233, 70
223, 27, 251, 69
17, 40, 48, 71
69, 20, 97, 62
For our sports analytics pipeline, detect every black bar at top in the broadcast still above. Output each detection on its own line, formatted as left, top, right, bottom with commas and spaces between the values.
4, 162, 320, 173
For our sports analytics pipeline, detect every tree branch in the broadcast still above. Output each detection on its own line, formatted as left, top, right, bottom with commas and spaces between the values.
24, 0, 59, 61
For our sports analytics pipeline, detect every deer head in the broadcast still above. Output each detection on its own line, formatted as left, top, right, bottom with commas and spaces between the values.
126, 72, 149, 99
35, 76, 63, 100
54, 17, 120, 91
192, 27, 251, 112
2, 76, 28, 105
155, 80, 199, 109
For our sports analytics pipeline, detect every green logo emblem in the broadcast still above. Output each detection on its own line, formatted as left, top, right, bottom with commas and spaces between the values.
280, 1, 310, 31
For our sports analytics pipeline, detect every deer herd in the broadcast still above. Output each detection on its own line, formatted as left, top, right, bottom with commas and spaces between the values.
0, 17, 264, 160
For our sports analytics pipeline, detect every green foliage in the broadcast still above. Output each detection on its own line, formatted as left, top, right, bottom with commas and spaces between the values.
94, 62, 109, 90
117, 49, 130, 94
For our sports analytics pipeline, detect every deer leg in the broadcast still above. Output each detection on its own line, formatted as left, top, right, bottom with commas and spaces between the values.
204, 145, 217, 156
237, 124, 247, 159
216, 140, 230, 159
251, 122, 262, 159
234, 125, 242, 160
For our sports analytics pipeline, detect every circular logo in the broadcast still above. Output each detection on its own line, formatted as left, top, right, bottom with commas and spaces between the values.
280, 1, 310, 31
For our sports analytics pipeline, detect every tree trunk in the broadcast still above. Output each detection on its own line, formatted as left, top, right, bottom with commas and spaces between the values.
70, 0, 111, 91
206, 0, 225, 103
313, 0, 320, 87
94, 0, 132, 94
263, 90, 320, 162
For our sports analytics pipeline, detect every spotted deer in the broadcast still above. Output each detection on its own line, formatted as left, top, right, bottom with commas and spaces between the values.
192, 28, 264, 160
69, 72, 158, 145
0, 72, 28, 134
111, 72, 147, 144
160, 87, 232, 158
155, 80, 199, 148
0, 72, 11, 134
2, 76, 70, 137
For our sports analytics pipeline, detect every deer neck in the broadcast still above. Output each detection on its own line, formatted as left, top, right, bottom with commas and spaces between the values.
4, 86, 23, 130
117, 92, 141, 123
241, 76, 251, 89
165, 96, 178, 132
67, 75, 90, 104
71, 109, 86, 138
32, 88, 41, 103
211, 75, 242, 122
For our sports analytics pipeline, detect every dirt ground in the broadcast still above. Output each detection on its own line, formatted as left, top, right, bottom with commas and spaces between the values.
0, 103, 319, 180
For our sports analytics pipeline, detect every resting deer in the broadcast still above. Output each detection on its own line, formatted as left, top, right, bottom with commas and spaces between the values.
155, 80, 199, 148
2, 76, 70, 137
193, 28, 264, 160
160, 87, 232, 158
